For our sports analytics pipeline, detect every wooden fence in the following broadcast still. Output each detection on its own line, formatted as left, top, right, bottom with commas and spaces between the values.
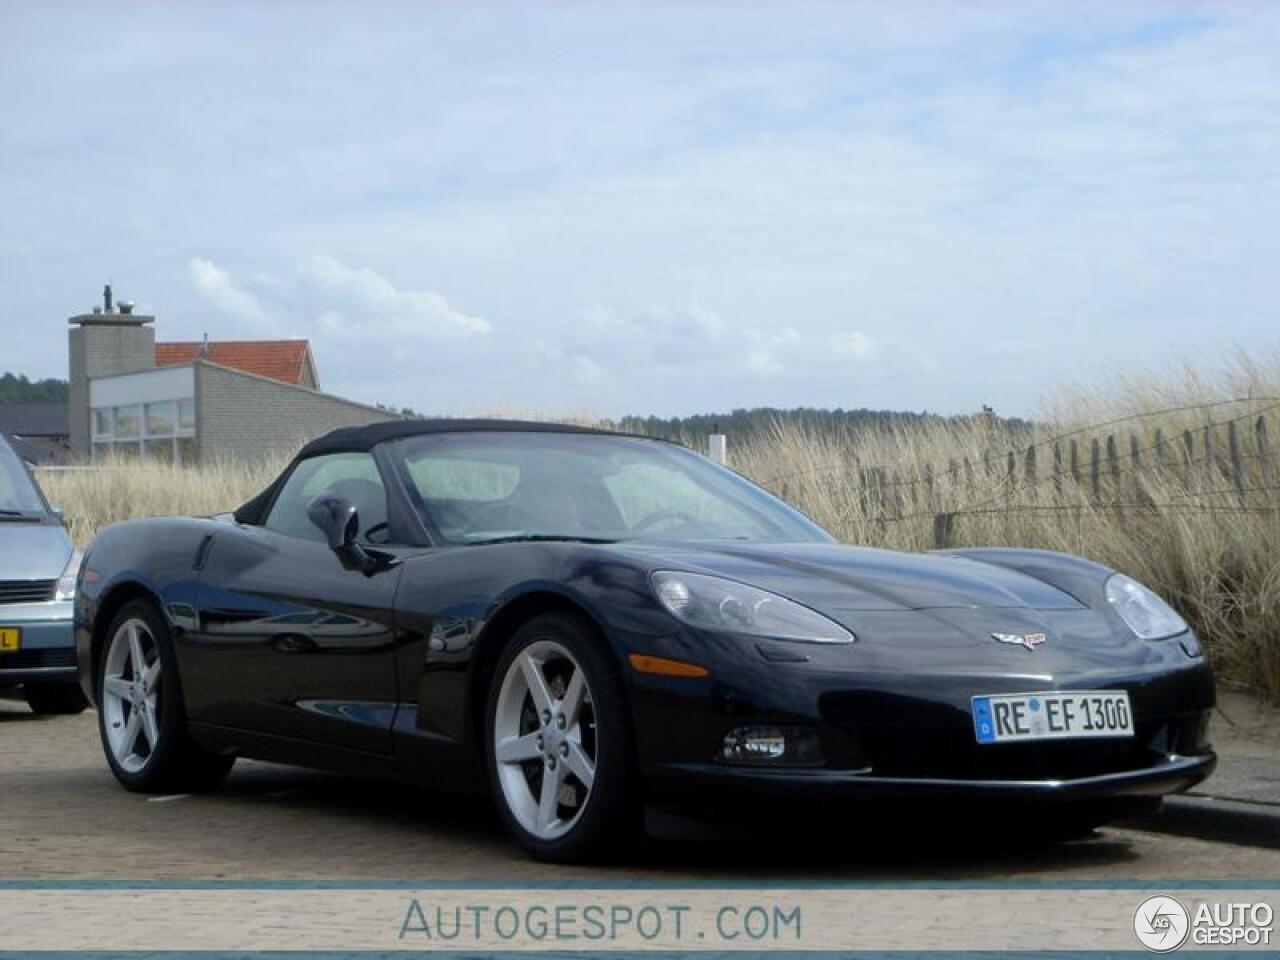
926, 412, 1280, 547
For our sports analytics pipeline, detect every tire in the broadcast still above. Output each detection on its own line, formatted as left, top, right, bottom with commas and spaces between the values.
484, 612, 640, 862
24, 682, 88, 715
96, 599, 235, 793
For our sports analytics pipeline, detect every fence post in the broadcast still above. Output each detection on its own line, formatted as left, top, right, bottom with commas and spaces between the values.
1006, 450, 1016, 489
1106, 434, 1121, 497
1024, 444, 1037, 486
708, 433, 728, 465
963, 456, 975, 490
1090, 437, 1101, 501
1154, 428, 1168, 471
933, 512, 955, 549
1129, 433, 1142, 501
1052, 442, 1063, 495
1203, 424, 1215, 486
1182, 430, 1194, 488
1070, 438, 1080, 486
1228, 421, 1246, 498
1258, 416, 1276, 488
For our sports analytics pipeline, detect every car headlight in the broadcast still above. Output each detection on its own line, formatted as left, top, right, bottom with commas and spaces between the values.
1105, 573, 1187, 640
54, 550, 83, 602
651, 571, 854, 644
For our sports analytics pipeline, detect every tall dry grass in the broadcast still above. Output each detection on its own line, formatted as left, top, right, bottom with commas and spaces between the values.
36, 355, 1280, 701
40, 456, 285, 548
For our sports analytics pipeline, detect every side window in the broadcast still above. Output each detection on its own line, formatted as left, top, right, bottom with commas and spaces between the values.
264, 453, 390, 544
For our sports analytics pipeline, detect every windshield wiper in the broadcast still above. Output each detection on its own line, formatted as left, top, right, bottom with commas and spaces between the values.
465, 533, 619, 546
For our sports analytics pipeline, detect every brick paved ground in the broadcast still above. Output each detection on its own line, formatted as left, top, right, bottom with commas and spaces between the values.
3, 694, 1278, 882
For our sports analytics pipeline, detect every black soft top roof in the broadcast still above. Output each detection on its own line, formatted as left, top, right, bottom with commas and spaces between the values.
295, 418, 625, 458
234, 418, 642, 525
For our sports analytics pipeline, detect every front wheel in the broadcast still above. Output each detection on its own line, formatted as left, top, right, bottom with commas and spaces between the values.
24, 682, 88, 715
485, 613, 640, 862
97, 600, 235, 793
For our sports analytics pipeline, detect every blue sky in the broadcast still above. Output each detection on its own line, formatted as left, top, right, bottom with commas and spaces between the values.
2, 1, 1278, 418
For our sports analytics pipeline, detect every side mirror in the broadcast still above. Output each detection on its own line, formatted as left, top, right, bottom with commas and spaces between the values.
307, 495, 376, 572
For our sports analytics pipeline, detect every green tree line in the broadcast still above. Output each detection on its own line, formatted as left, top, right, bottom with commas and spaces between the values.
0, 373, 68, 404
615, 406, 1033, 442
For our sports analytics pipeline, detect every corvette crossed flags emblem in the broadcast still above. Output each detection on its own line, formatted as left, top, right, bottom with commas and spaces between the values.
992, 632, 1047, 651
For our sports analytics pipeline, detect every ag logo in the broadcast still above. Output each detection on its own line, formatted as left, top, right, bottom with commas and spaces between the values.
1133, 895, 1190, 952
992, 632, 1047, 651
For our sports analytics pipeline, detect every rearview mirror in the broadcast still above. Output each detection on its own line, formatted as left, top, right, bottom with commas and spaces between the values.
307, 495, 377, 572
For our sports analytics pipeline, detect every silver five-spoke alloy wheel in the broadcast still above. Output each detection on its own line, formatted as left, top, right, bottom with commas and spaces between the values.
101, 618, 162, 773
493, 639, 598, 840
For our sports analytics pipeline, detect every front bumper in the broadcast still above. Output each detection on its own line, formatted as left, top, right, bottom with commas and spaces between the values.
649, 751, 1216, 806
0, 601, 77, 683
627, 619, 1217, 808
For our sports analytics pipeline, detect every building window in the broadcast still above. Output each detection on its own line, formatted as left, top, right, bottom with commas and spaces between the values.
91, 397, 196, 465
92, 408, 113, 439
115, 405, 141, 440
146, 401, 176, 436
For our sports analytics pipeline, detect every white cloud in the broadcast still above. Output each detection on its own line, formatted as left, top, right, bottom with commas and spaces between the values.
185, 256, 492, 404
830, 331, 874, 359
187, 258, 275, 328
299, 256, 491, 340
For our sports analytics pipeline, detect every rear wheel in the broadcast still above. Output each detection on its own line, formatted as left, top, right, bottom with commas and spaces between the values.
485, 613, 639, 862
24, 682, 88, 715
97, 600, 234, 793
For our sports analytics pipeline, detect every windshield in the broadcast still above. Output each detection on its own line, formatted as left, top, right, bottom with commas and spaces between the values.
390, 432, 833, 546
0, 438, 48, 516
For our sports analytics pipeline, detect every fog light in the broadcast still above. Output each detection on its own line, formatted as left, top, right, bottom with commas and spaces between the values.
720, 725, 824, 767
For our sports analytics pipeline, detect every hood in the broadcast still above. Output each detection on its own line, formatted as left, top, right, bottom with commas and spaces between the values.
615, 541, 1085, 613
0, 522, 73, 581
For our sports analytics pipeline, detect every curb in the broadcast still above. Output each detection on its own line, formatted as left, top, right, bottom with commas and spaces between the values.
1136, 795, 1280, 849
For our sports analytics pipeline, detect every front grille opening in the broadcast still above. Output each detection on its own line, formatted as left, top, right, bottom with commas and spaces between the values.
0, 580, 57, 604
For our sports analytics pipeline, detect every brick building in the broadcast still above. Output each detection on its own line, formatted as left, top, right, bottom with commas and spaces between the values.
68, 288, 397, 464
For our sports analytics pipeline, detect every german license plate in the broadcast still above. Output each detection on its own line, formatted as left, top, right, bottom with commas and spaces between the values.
972, 690, 1133, 743
0, 627, 20, 653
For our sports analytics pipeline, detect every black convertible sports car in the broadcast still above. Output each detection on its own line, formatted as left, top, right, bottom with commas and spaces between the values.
76, 420, 1215, 860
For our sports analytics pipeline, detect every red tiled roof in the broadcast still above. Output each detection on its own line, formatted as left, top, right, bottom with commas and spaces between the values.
155, 340, 313, 386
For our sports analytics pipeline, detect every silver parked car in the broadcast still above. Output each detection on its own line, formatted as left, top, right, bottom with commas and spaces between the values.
0, 435, 86, 714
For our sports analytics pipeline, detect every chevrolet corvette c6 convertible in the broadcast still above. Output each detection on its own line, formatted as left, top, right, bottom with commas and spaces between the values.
76, 420, 1215, 860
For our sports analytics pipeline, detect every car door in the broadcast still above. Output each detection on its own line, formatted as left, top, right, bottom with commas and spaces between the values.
182, 452, 404, 754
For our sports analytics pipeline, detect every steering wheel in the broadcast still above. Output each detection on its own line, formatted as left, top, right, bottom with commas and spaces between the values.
631, 509, 700, 535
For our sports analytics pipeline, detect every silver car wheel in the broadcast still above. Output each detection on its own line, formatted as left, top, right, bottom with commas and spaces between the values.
493, 639, 597, 841
102, 618, 161, 774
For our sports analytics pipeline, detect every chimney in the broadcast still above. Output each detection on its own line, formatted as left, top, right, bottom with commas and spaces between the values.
67, 289, 157, 460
